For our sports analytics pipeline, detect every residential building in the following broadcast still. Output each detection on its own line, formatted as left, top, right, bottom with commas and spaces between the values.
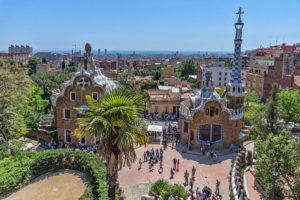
161, 65, 175, 79
198, 62, 247, 87
8, 45, 33, 56
0, 53, 29, 64
147, 88, 192, 119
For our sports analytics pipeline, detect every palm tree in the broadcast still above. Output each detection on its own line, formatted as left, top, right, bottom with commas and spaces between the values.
76, 87, 148, 200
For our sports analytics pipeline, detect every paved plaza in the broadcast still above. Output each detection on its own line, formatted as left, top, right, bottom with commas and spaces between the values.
118, 143, 244, 200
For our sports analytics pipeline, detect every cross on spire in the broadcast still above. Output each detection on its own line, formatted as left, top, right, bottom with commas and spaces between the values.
236, 7, 244, 18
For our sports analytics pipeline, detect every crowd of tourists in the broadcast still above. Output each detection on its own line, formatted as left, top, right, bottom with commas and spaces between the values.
44, 140, 98, 153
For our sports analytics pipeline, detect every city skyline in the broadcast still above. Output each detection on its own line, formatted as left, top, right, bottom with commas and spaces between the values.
0, 0, 299, 52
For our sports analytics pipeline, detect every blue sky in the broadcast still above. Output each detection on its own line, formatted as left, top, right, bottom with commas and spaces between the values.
0, 0, 299, 52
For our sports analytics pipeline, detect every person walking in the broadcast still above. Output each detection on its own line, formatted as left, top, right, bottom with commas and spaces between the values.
170, 168, 174, 179
176, 159, 180, 171
215, 179, 220, 195
214, 151, 217, 162
144, 152, 147, 162
192, 166, 196, 176
184, 170, 189, 185
138, 158, 142, 170
173, 158, 177, 170
190, 176, 195, 191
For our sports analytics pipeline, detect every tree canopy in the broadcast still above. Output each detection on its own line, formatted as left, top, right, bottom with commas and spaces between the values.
30, 71, 72, 101
278, 89, 300, 123
0, 59, 32, 142
26, 56, 41, 75
179, 59, 198, 79
256, 132, 300, 199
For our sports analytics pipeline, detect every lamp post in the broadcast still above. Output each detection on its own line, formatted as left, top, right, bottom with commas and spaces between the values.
271, 166, 279, 200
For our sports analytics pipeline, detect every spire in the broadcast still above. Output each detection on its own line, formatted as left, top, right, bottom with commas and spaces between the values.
229, 8, 245, 91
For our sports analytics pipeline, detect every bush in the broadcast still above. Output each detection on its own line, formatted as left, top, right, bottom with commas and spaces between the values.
148, 179, 188, 200
0, 149, 108, 199
148, 179, 169, 196
0, 141, 9, 160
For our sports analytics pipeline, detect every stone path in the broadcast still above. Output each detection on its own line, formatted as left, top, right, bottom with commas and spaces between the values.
245, 168, 265, 200
1, 169, 87, 200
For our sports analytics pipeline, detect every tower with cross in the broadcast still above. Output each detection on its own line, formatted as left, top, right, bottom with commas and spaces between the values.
224, 8, 246, 112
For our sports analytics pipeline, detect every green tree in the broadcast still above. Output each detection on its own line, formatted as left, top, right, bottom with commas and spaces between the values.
255, 132, 300, 199
220, 58, 233, 67
65, 66, 78, 72
26, 57, 41, 75
265, 83, 281, 135
249, 84, 284, 139
278, 89, 300, 123
0, 59, 32, 143
179, 59, 198, 79
139, 80, 159, 101
140, 80, 158, 92
30, 71, 72, 102
23, 86, 49, 140
245, 88, 261, 106
61, 61, 66, 71
76, 88, 148, 200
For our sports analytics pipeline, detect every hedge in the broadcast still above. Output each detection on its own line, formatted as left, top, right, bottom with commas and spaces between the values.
0, 149, 108, 199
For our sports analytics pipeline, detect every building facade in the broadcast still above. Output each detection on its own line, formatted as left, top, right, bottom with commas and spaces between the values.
8, 45, 33, 56
198, 62, 247, 87
51, 43, 119, 146
0, 53, 29, 64
179, 8, 246, 149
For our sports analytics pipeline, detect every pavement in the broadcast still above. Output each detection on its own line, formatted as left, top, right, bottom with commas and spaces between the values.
118, 143, 238, 200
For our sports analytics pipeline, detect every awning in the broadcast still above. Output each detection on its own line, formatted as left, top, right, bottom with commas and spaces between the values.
147, 125, 163, 132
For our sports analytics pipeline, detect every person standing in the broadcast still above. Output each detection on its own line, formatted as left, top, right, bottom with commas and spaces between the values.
176, 159, 180, 171
184, 170, 189, 185
192, 166, 196, 176
215, 179, 220, 195
168, 195, 175, 200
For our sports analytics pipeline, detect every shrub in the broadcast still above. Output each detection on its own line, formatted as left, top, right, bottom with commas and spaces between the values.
148, 179, 188, 200
148, 179, 169, 196
0, 149, 108, 199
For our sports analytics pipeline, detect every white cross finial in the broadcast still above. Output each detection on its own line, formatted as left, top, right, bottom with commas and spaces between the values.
76, 77, 90, 89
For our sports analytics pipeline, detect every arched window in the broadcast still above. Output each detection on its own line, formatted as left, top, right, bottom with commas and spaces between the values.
215, 108, 219, 115
233, 87, 235, 92
236, 121, 238, 127
238, 87, 240, 92
210, 107, 214, 117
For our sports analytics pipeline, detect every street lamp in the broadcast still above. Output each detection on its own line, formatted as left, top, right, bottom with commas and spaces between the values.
271, 166, 279, 200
